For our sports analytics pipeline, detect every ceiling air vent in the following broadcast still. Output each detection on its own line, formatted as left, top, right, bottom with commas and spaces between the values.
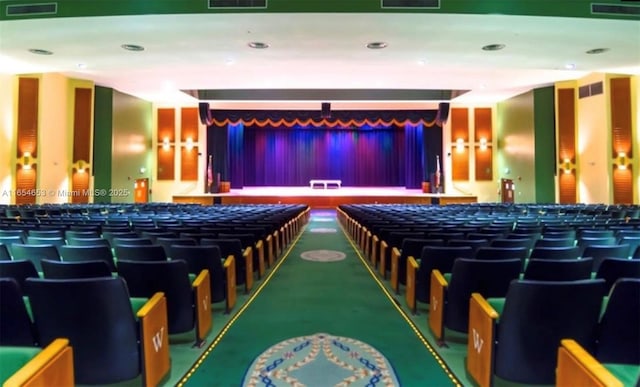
591, 3, 640, 16
208, 0, 266, 8
578, 81, 604, 99
6, 2, 57, 16
382, 0, 440, 8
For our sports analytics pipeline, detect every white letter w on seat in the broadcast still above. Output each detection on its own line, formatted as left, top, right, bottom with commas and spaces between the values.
152, 327, 165, 352
472, 328, 484, 353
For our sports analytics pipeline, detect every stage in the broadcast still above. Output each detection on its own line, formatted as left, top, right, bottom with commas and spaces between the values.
172, 186, 477, 207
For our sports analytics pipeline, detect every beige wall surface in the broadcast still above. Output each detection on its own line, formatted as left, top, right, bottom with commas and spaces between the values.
576, 73, 609, 204
111, 90, 152, 204
38, 73, 70, 204
496, 91, 536, 204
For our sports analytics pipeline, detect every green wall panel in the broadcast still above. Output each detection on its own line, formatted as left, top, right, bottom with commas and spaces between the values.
533, 86, 556, 203
93, 86, 113, 204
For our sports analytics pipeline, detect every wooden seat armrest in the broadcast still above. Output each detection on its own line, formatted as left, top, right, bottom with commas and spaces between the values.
390, 247, 401, 294
405, 256, 419, 314
223, 255, 237, 313
3, 339, 74, 387
265, 235, 274, 267
192, 269, 212, 344
557, 339, 623, 387
371, 235, 379, 265
379, 241, 388, 278
429, 269, 449, 341
273, 230, 281, 257
365, 230, 372, 259
359, 226, 366, 249
467, 293, 499, 387
243, 246, 254, 293
137, 292, 170, 387
255, 240, 265, 278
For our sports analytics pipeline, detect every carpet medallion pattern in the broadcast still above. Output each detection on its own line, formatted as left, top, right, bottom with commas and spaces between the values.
300, 250, 346, 262
242, 333, 400, 387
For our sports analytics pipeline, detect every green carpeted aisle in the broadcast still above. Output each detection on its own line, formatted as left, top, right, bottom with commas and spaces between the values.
179, 209, 459, 386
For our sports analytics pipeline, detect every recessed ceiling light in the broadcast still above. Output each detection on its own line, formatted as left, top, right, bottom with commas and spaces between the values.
366, 42, 387, 49
586, 48, 609, 55
28, 48, 53, 55
418, 59, 428, 65
565, 63, 576, 70
76, 63, 87, 69
248, 42, 269, 49
121, 44, 145, 52
482, 44, 505, 51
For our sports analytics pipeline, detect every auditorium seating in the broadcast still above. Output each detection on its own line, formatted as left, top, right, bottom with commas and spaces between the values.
58, 244, 117, 271
596, 258, 640, 291
25, 277, 170, 385
114, 244, 167, 262
0, 260, 39, 290
522, 258, 593, 281
117, 260, 212, 342
201, 238, 253, 292
0, 278, 38, 346
467, 279, 607, 386
582, 244, 632, 271
429, 258, 521, 342
169, 245, 235, 311
41, 259, 112, 279
8, 244, 61, 271
413, 245, 475, 304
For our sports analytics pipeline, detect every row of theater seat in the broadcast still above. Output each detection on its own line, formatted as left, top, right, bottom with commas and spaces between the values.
338, 202, 640, 387
0, 203, 310, 386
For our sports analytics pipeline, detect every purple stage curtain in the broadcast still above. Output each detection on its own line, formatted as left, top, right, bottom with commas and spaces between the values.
404, 123, 424, 189
240, 126, 407, 187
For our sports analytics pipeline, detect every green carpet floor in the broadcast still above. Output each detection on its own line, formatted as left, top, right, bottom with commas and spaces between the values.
179, 209, 460, 386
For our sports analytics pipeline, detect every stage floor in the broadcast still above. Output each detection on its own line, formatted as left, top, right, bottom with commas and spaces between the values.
173, 186, 477, 207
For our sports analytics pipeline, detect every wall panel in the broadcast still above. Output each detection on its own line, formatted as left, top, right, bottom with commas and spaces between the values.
181, 146, 198, 181
557, 87, 576, 203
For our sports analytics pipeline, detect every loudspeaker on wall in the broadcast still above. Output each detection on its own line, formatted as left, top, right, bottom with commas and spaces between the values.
436, 102, 450, 124
321, 102, 331, 119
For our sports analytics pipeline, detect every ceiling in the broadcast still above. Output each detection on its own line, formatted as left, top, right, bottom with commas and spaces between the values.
1, 11, 639, 109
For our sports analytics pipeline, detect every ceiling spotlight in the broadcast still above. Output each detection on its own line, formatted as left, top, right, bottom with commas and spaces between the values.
586, 48, 609, 54
482, 44, 505, 51
366, 42, 388, 49
28, 48, 53, 55
248, 42, 269, 49
121, 44, 145, 52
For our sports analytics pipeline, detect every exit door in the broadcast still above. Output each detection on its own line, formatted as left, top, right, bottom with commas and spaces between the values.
501, 178, 514, 204
134, 178, 149, 203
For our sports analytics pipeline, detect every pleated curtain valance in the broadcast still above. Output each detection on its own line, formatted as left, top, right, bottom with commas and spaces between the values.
199, 103, 441, 128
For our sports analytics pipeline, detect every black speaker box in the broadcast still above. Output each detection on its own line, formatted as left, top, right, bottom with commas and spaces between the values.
436, 102, 450, 124
321, 102, 331, 118
198, 102, 211, 125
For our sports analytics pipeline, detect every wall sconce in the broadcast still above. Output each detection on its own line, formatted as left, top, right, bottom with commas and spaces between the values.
185, 137, 194, 151
162, 137, 170, 151
456, 138, 465, 153
479, 137, 488, 151
617, 152, 627, 170
563, 158, 572, 174
77, 160, 86, 173
22, 152, 32, 170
